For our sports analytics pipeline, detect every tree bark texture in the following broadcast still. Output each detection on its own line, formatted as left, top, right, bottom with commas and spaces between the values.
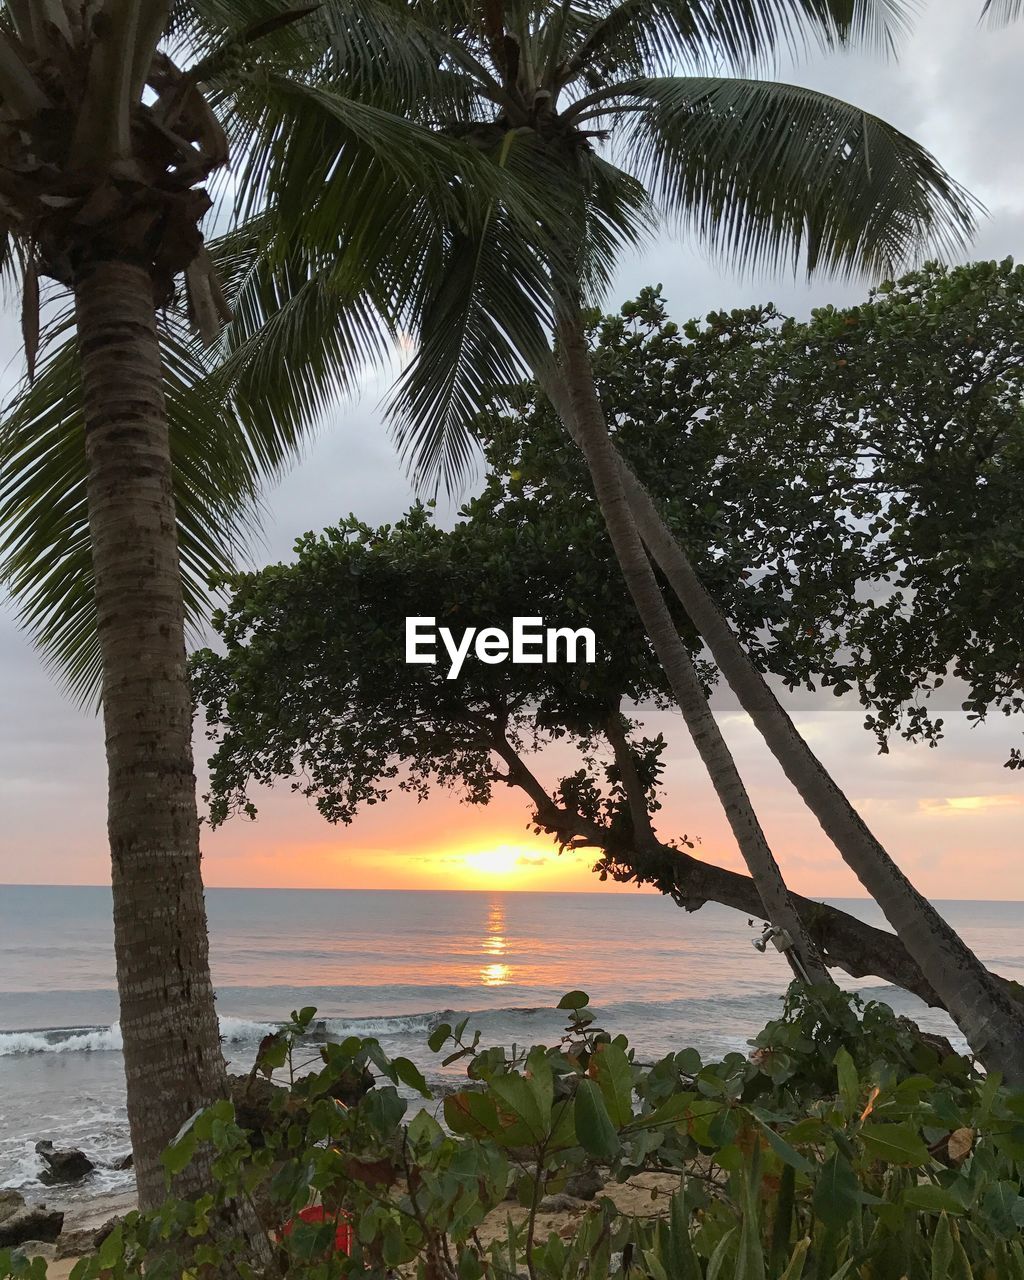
76, 257, 229, 1209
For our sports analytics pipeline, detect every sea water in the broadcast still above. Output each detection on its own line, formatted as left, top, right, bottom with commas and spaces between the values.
1, 886, 1021, 1205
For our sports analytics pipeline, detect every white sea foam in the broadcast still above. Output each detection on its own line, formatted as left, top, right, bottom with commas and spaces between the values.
0, 1011, 450, 1057
218, 1016, 279, 1043
0, 1025, 123, 1056
0, 1016, 294, 1056
0, 1007, 564, 1057
322, 1012, 447, 1038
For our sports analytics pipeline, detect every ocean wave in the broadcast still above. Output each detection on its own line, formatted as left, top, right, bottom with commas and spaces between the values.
321, 1011, 453, 1038
0, 990, 843, 1059
219, 1016, 280, 1043
0, 1010, 459, 1057
221, 1011, 463, 1041
0, 1017, 285, 1056
0, 1025, 123, 1056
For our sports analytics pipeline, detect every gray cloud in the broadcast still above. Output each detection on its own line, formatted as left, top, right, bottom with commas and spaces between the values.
2, 0, 1022, 890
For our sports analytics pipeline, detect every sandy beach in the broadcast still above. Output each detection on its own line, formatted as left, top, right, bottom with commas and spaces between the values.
15, 1172, 688, 1276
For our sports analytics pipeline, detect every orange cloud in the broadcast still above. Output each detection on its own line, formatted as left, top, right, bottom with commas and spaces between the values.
919, 795, 1024, 816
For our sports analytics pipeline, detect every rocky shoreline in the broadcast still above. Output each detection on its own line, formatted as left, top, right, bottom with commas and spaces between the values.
1, 1135, 137, 1271
0, 1074, 697, 1273
4, 1173, 689, 1279
1, 1186, 138, 1275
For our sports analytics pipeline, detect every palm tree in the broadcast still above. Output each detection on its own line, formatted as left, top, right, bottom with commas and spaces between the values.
598, 444, 1024, 1081
543, 344, 833, 988
0, 0, 551, 1207
298, 0, 1024, 1079
0, 1, 245, 1209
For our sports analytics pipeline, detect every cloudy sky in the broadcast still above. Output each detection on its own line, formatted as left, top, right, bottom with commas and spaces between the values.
1, 1, 1022, 899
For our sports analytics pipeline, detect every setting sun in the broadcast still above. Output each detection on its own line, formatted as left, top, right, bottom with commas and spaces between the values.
463, 845, 526, 876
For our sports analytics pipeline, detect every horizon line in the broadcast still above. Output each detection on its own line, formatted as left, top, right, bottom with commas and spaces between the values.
2, 883, 1023, 904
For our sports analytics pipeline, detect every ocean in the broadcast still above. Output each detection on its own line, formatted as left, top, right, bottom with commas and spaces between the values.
1, 886, 1021, 1207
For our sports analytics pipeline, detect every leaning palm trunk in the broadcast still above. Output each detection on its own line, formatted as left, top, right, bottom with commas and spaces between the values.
76, 258, 232, 1207
553, 305, 831, 987
611, 444, 1024, 1081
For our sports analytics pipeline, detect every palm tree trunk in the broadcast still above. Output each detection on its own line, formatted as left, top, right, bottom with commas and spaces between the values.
75, 256, 230, 1209
553, 305, 831, 987
613, 443, 1024, 1082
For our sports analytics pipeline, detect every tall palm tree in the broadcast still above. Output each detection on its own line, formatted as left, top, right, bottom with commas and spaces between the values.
0, 1, 244, 1208
596, 433, 1024, 1081
288, 0, 1024, 1079
542, 347, 834, 988
0, 0, 554, 1207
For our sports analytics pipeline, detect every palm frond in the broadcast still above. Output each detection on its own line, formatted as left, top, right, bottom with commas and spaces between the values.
614, 76, 978, 278
386, 210, 553, 494
559, 0, 913, 84
228, 72, 506, 239
0, 319, 263, 703
380, 124, 651, 493
573, 151, 654, 297
206, 217, 395, 464
0, 230, 17, 293
980, 0, 1023, 23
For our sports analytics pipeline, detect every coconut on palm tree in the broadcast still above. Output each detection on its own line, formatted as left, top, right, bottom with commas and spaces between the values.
270, 0, 1024, 1078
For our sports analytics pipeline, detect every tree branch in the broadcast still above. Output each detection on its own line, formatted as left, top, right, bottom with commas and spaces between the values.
603, 709, 659, 853
481, 717, 964, 1004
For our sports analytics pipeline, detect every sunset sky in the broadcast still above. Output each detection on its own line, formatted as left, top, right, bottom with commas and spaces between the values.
1, 2, 1022, 900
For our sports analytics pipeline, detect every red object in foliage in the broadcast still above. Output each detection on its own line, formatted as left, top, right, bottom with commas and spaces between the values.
281, 1204, 353, 1255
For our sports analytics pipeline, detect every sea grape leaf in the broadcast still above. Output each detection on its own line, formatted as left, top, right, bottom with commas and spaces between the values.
575, 1078, 620, 1160
591, 1042, 634, 1128
392, 1056, 431, 1098
558, 990, 590, 1010
813, 1152, 861, 1230
428, 1023, 452, 1053
860, 1122, 930, 1167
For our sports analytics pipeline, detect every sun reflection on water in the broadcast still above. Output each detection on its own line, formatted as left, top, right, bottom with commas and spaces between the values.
480, 899, 511, 985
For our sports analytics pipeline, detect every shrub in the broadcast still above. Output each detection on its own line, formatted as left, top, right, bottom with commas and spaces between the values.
4, 987, 1023, 1279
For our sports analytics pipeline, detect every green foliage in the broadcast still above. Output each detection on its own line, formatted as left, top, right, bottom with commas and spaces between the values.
194, 259, 1024, 855
0, 0, 571, 698
191, 502, 684, 834
475, 260, 1024, 764
7, 986, 1022, 1280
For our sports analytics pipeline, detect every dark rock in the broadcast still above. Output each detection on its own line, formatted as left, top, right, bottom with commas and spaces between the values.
896, 1016, 959, 1063
11, 1241, 56, 1263
228, 1074, 289, 1148
113, 1153, 133, 1171
566, 1168, 605, 1201
0, 1191, 24, 1225
56, 1213, 125, 1260
538, 1193, 585, 1213
918, 1031, 958, 1061
93, 1215, 123, 1249
0, 1196, 64, 1249
55, 1228, 95, 1260
35, 1141, 94, 1185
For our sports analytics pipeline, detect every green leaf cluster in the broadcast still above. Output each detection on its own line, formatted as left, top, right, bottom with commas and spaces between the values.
13, 984, 1023, 1280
